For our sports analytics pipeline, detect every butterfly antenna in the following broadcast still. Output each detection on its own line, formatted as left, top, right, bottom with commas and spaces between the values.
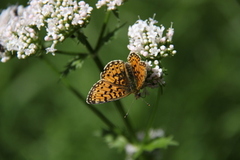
124, 105, 132, 118
137, 92, 151, 107
124, 112, 129, 118
141, 98, 151, 107
136, 88, 151, 107
124, 99, 135, 118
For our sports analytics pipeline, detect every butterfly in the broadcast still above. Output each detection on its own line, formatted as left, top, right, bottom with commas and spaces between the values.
86, 52, 147, 104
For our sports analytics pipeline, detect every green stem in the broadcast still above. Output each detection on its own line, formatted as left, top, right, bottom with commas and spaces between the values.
114, 101, 137, 142
144, 87, 162, 141
92, 54, 104, 71
94, 11, 111, 53
41, 56, 115, 130
54, 51, 88, 56
83, 11, 111, 57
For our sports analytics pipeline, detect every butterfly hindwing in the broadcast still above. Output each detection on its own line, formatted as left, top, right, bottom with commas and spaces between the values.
86, 80, 131, 104
127, 53, 147, 90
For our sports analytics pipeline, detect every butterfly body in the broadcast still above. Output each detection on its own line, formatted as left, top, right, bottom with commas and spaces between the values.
86, 53, 147, 104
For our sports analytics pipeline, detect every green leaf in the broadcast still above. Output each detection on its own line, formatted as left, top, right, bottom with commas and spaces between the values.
112, 9, 120, 19
130, 136, 178, 159
143, 136, 178, 151
101, 22, 126, 45
61, 54, 87, 77
106, 135, 128, 150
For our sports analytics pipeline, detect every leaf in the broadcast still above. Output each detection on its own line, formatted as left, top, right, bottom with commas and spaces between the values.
95, 128, 129, 152
105, 135, 128, 151
101, 22, 126, 46
112, 9, 119, 19
143, 136, 178, 151
61, 54, 88, 77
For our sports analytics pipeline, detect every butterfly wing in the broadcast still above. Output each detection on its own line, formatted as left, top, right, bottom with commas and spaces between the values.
127, 53, 147, 91
86, 80, 131, 104
86, 60, 132, 104
101, 60, 130, 86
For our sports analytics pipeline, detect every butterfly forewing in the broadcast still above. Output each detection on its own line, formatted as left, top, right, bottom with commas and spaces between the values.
101, 60, 129, 86
86, 60, 132, 104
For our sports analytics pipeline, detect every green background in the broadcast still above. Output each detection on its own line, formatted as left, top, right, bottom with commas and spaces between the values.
1, 0, 240, 159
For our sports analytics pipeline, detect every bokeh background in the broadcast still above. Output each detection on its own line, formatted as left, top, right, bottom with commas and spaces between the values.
1, 0, 240, 160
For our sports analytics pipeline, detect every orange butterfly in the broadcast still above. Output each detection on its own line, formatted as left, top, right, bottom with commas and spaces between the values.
86, 53, 147, 104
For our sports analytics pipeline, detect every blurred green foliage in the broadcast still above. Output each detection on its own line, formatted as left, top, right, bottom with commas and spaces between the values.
1, 0, 240, 160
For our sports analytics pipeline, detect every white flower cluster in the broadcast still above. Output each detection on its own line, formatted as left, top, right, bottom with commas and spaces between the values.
128, 17, 176, 88
35, 0, 93, 53
125, 144, 139, 160
148, 128, 164, 139
125, 128, 165, 160
0, 5, 39, 62
136, 128, 165, 141
0, 0, 93, 62
96, 0, 124, 10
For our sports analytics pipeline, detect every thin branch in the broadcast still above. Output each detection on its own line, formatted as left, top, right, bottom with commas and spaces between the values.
144, 87, 162, 142
114, 101, 137, 142
94, 11, 111, 53
54, 50, 88, 56
41, 56, 116, 130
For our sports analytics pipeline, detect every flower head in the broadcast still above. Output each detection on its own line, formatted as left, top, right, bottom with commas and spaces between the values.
96, 0, 124, 10
0, 5, 40, 62
137, 128, 165, 141
128, 17, 176, 88
0, 0, 93, 62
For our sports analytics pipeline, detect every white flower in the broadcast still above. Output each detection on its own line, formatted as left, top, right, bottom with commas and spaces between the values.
166, 23, 174, 42
96, 0, 124, 10
136, 128, 165, 141
128, 17, 176, 88
125, 144, 139, 160
0, 45, 10, 63
46, 41, 57, 54
149, 128, 164, 139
